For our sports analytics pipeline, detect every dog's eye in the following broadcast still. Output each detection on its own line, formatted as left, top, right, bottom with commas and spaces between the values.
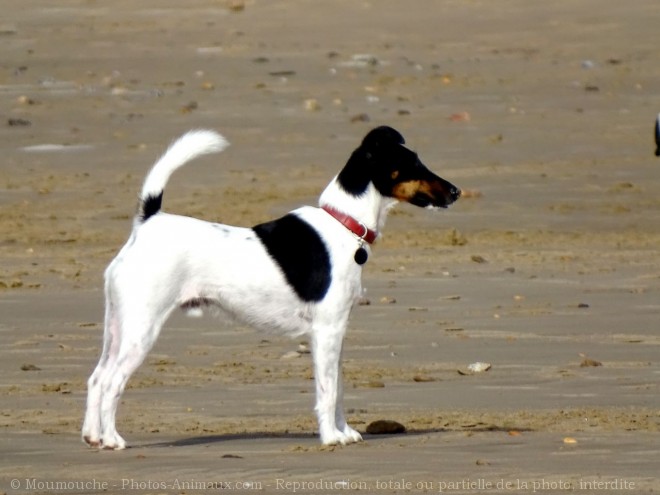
391, 170, 400, 180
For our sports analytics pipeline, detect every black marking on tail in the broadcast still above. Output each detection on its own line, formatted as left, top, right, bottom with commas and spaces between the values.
253, 214, 331, 302
141, 193, 163, 221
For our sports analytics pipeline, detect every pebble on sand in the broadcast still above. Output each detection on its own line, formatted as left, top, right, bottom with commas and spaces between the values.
366, 419, 406, 435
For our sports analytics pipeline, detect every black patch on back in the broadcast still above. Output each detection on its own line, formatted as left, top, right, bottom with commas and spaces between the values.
253, 214, 331, 302
141, 193, 163, 221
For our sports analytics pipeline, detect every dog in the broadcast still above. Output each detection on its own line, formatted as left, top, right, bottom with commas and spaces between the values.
82, 126, 461, 449
655, 112, 660, 156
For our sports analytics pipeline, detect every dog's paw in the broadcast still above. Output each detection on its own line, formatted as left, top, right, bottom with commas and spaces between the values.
320, 427, 363, 446
82, 435, 101, 448
341, 426, 363, 444
100, 432, 127, 450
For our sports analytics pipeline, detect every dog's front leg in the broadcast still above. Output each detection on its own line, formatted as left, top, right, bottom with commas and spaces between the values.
312, 327, 362, 445
333, 342, 363, 443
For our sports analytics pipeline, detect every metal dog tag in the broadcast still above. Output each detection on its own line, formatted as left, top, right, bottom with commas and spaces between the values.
354, 247, 368, 265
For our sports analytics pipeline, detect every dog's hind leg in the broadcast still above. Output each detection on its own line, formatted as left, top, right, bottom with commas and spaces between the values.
83, 271, 171, 450
312, 325, 363, 446
82, 289, 120, 447
94, 309, 167, 450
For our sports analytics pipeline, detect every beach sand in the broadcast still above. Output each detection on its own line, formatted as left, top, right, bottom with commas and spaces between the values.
1, 1, 659, 493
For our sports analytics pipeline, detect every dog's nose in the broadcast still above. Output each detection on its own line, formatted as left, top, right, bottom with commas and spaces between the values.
450, 186, 461, 202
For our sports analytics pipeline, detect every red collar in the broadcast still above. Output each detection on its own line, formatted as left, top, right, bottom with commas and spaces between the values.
321, 205, 378, 244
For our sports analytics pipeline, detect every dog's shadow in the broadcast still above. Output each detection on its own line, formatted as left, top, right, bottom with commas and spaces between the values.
132, 425, 521, 450
135, 431, 318, 449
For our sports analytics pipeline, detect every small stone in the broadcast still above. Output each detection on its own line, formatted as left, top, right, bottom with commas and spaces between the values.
110, 87, 128, 96
580, 357, 602, 367
353, 379, 385, 389
180, 101, 198, 113
280, 350, 301, 360
413, 375, 436, 382
8, 118, 31, 127
350, 113, 370, 123
467, 362, 491, 373
17, 95, 36, 105
227, 0, 245, 12
366, 419, 406, 435
269, 70, 296, 77
458, 362, 492, 375
578, 353, 602, 367
343, 54, 380, 67
449, 111, 470, 122
41, 383, 70, 393
304, 98, 321, 111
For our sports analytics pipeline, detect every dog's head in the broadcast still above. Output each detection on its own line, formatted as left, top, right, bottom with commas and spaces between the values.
338, 126, 461, 208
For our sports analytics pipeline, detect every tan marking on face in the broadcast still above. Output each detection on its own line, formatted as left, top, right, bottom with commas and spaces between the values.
392, 180, 423, 200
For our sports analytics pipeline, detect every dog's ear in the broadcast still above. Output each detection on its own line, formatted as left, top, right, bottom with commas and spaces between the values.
361, 126, 405, 152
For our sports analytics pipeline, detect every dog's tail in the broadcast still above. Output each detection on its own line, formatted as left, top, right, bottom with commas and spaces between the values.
138, 130, 229, 222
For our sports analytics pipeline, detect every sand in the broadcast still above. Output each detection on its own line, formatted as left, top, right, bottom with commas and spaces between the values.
1, 1, 659, 493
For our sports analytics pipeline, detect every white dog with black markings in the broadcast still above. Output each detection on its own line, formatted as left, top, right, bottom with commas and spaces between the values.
82, 126, 461, 449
